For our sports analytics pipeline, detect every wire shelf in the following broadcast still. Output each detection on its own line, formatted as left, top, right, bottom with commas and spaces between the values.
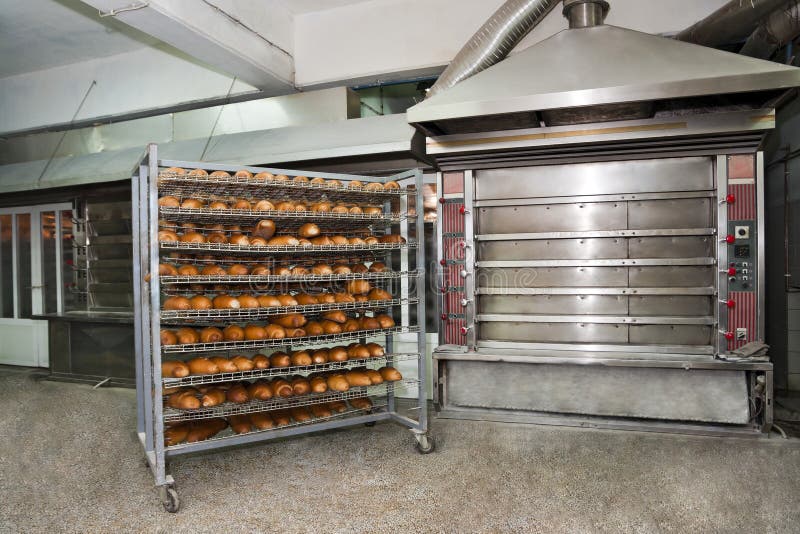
157, 173, 409, 204
159, 270, 420, 285
159, 206, 404, 227
162, 353, 419, 388
162, 379, 418, 422
161, 325, 419, 354
160, 297, 416, 321
165, 401, 391, 451
159, 241, 415, 255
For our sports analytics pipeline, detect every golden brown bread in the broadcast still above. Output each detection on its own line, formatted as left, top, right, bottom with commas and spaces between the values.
208, 200, 228, 210
210, 357, 238, 373
342, 319, 361, 332
228, 233, 250, 246
271, 410, 291, 426
269, 352, 290, 368
310, 235, 333, 246
291, 376, 311, 396
294, 175, 309, 183
252, 354, 270, 369
376, 314, 396, 328
254, 172, 274, 181
348, 180, 364, 189
161, 360, 190, 378
345, 370, 372, 387
311, 201, 332, 212
227, 264, 250, 275
160, 330, 178, 346
186, 418, 227, 442
290, 407, 312, 422
265, 324, 286, 339
268, 235, 300, 246
187, 357, 219, 375
310, 264, 332, 275
378, 366, 402, 381
284, 327, 306, 338
237, 295, 260, 309
329, 400, 347, 413
320, 320, 342, 335
200, 327, 224, 343
234, 169, 253, 180
176, 264, 198, 276
368, 288, 392, 301
316, 293, 336, 303
290, 266, 308, 276
330, 235, 349, 245
327, 374, 350, 392
275, 201, 295, 211
348, 237, 366, 246
311, 349, 329, 364
253, 220, 276, 240
365, 369, 384, 385
365, 342, 385, 357
328, 346, 348, 362
295, 293, 318, 305
369, 262, 389, 272
250, 412, 274, 430
231, 199, 251, 210
271, 378, 293, 397
345, 280, 371, 295
332, 265, 352, 274
305, 321, 324, 336
201, 265, 226, 276
251, 266, 271, 276
249, 237, 268, 247
271, 314, 307, 330
298, 223, 321, 238
351, 263, 369, 273
158, 196, 180, 207
163, 296, 191, 311
334, 293, 355, 303
384, 180, 400, 190
290, 351, 313, 366
277, 294, 298, 306
310, 376, 328, 393
257, 295, 282, 308
310, 177, 326, 185
247, 380, 273, 400
349, 397, 373, 410
189, 295, 213, 310
213, 295, 240, 309
222, 325, 245, 341
167, 390, 201, 410
331, 205, 349, 214
309, 403, 332, 418
321, 310, 347, 324
231, 355, 255, 371
347, 344, 371, 359
359, 316, 380, 331
226, 383, 250, 404
244, 324, 266, 340
158, 230, 179, 242
201, 388, 227, 407
253, 199, 275, 211
229, 415, 252, 434
364, 182, 384, 191
164, 424, 190, 446
176, 328, 200, 345
362, 206, 382, 215
210, 170, 231, 179
327, 179, 342, 188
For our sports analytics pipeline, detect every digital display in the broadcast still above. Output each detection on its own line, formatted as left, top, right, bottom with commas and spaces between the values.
734, 245, 751, 258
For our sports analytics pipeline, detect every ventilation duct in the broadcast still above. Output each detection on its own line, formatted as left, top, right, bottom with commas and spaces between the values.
740, 1, 800, 59
675, 0, 791, 48
425, 0, 559, 99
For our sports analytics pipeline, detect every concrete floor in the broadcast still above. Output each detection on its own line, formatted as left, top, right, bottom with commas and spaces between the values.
1, 367, 799, 533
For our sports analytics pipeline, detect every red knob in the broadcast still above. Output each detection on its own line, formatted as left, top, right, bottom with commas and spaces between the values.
460, 326, 469, 335
459, 205, 467, 215
726, 194, 736, 204
440, 259, 446, 266
441, 314, 448, 321
439, 197, 446, 205
724, 331, 735, 341
726, 299, 736, 309
440, 287, 447, 294
728, 267, 737, 276
725, 235, 735, 244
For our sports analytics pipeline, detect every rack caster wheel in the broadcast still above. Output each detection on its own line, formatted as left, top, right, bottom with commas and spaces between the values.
159, 486, 180, 513
414, 433, 435, 454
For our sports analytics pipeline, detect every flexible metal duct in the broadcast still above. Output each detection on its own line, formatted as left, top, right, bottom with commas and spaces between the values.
740, 1, 800, 58
425, 0, 559, 99
675, 0, 791, 47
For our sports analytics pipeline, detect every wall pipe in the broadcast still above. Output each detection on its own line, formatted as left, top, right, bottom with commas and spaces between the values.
740, 1, 800, 59
675, 0, 790, 48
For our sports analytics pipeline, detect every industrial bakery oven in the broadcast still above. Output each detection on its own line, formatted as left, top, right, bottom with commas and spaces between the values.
407, 0, 800, 434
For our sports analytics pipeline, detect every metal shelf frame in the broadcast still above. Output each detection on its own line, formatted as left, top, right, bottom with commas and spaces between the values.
132, 144, 429, 506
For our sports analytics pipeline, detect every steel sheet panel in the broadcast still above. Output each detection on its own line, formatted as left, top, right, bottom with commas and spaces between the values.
629, 236, 714, 259
629, 266, 714, 287
478, 238, 626, 261
628, 198, 713, 229
477, 267, 628, 288
479, 294, 627, 315
477, 202, 625, 233
481, 321, 627, 343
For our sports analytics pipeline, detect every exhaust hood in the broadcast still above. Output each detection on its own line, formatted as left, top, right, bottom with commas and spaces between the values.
408, 23, 800, 136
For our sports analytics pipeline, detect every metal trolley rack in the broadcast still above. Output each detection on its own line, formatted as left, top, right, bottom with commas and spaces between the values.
132, 144, 431, 512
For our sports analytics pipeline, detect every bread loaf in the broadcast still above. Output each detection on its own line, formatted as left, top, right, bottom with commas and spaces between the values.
309, 403, 333, 418
327, 374, 350, 392
351, 263, 369, 273
384, 180, 400, 190
275, 201, 294, 211
163, 296, 191, 311
213, 295, 240, 309
231, 199, 252, 210
158, 230, 179, 242
364, 182, 384, 191
251, 266, 271, 276
368, 262, 389, 272
332, 265, 351, 274
345, 370, 372, 387
271, 378, 293, 397
368, 288, 392, 301
222, 325, 245, 341
298, 223, 321, 238
290, 266, 308, 276
310, 264, 332, 275
186, 418, 227, 442
321, 310, 347, 324
349, 397, 373, 410
271, 314, 307, 328
247, 380, 273, 400
161, 360, 190, 378
228, 233, 250, 246
328, 346, 348, 362
189, 295, 213, 310
265, 324, 286, 339
252, 354, 270, 369
290, 407, 312, 422
164, 424, 190, 446
359, 316, 380, 331
271, 410, 291, 426
208, 200, 228, 210
290, 351, 313, 366
365, 342, 385, 357
327, 179, 342, 188
316, 293, 336, 303
254, 172, 274, 181
311, 201, 332, 212
244, 325, 266, 340
268, 235, 300, 246
200, 327, 224, 343
231, 355, 255, 371
229, 415, 252, 434
227, 264, 249, 275
176, 264, 198, 276
365, 369, 384, 385
187, 357, 219, 375
310, 177, 326, 185
276, 294, 298, 306
345, 280, 371, 295
362, 206, 382, 215
253, 220, 276, 239
329, 400, 347, 413
295, 293, 318, 305
167, 390, 201, 410
310, 236, 333, 246
257, 295, 281, 308
284, 327, 306, 338
291, 376, 311, 396
160, 329, 178, 346
376, 314, 396, 328
320, 320, 342, 335
347, 344, 371, 359
250, 412, 274, 430
311, 349, 329, 364
226, 383, 250, 404
253, 199, 275, 211
201, 388, 227, 407
378, 366, 402, 381
303, 321, 323, 336
342, 319, 361, 332
249, 237, 268, 247
310, 376, 328, 393
334, 293, 355, 303
237, 295, 260, 309
234, 169, 253, 180
158, 196, 180, 207
201, 265, 226, 276
210, 357, 238, 373
176, 328, 200, 344
348, 237, 366, 246
269, 352, 290, 368
330, 235, 349, 245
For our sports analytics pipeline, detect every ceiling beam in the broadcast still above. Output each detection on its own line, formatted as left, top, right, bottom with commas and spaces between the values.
79, 0, 296, 94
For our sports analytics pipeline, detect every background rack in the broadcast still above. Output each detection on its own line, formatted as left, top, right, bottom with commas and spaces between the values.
132, 144, 431, 512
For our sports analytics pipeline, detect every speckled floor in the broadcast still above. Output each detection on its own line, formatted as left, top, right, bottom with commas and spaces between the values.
1, 366, 799, 533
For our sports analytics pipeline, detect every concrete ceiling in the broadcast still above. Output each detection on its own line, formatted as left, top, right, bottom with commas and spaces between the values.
0, 0, 160, 78
284, 0, 375, 14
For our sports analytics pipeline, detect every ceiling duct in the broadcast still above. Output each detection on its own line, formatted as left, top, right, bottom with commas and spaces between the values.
425, 0, 559, 100
740, 1, 800, 59
562, 0, 609, 28
675, 0, 791, 48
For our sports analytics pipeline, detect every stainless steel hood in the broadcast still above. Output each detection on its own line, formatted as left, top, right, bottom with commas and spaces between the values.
408, 23, 800, 136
